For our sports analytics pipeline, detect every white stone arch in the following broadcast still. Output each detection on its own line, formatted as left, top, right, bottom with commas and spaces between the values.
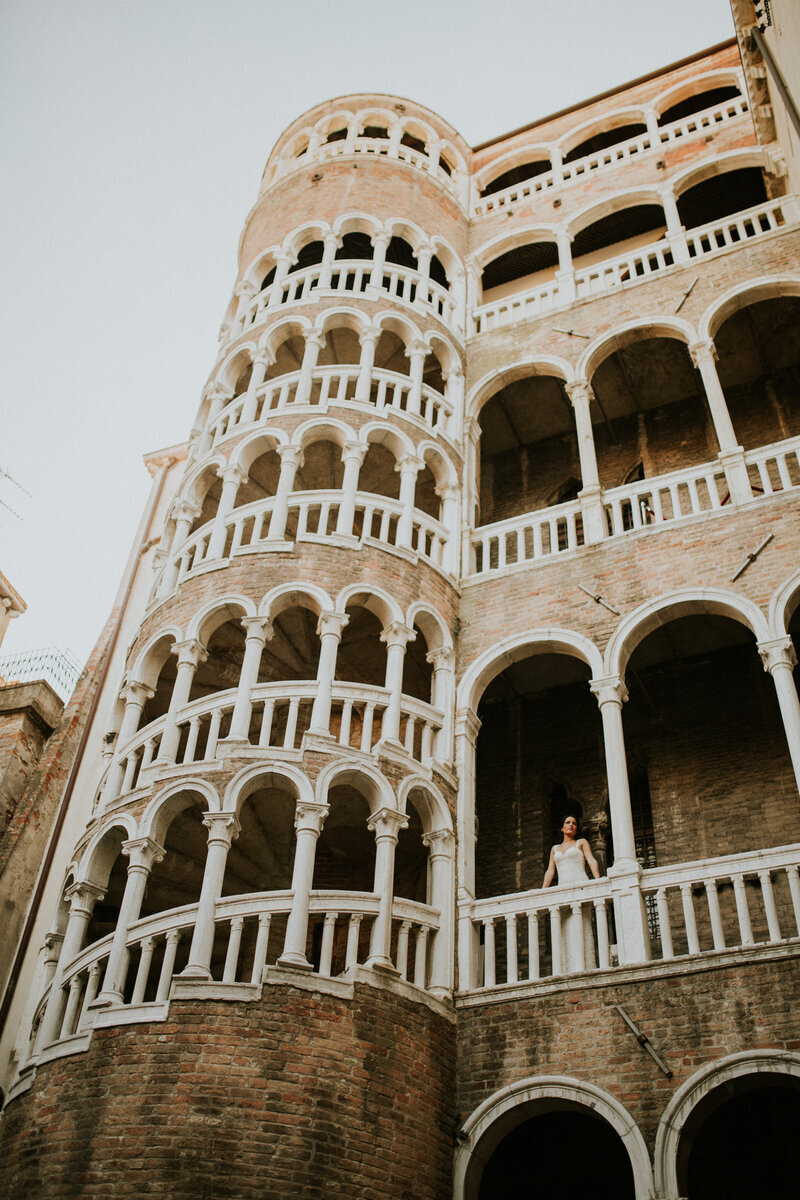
603, 587, 771, 678
427, 234, 462, 283
187, 593, 258, 645
384, 215, 428, 255
216, 340, 260, 392
578, 315, 698, 382
653, 66, 744, 121
558, 105, 649, 158
315, 305, 371, 341
283, 219, 331, 260
454, 1075, 654, 1200
332, 210, 383, 241
474, 143, 553, 194
313, 108, 356, 139
566, 184, 666, 240
373, 308, 424, 350
139, 778, 222, 844
263, 314, 314, 359
314, 758, 396, 814
670, 145, 770, 200
458, 628, 604, 714
177, 453, 227, 510
466, 357, 576, 426
405, 603, 453, 655
472, 223, 560, 272
360, 419, 415, 463
425, 330, 461, 377
76, 813, 139, 888
653, 1050, 800, 1200
768, 566, 800, 639
223, 761, 314, 814
294, 414, 357, 453
396, 774, 453, 835
416, 438, 458, 490
130, 625, 185, 689
240, 244, 282, 291
436, 136, 467, 176
355, 106, 399, 137
335, 582, 403, 627
698, 275, 800, 342
258, 581, 333, 622
398, 112, 436, 152
229, 426, 288, 477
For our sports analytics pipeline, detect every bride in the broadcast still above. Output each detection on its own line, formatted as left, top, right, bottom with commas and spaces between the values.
542, 815, 601, 972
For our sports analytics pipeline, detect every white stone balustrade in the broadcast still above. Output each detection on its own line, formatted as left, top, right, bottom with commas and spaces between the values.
231, 258, 459, 339
207, 366, 454, 445
473, 94, 750, 215
744, 435, 800, 495
470, 497, 584, 574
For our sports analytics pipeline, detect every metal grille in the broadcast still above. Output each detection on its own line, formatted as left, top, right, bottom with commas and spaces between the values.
0, 646, 83, 701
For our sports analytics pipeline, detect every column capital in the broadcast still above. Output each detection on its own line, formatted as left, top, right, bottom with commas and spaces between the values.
341, 440, 368, 465
435, 481, 460, 501
688, 338, 718, 369
396, 453, 424, 476
322, 229, 342, 249
380, 621, 416, 649
202, 811, 241, 845
66, 880, 106, 912
121, 836, 166, 871
275, 250, 295, 269
277, 442, 304, 467
234, 279, 257, 299
172, 638, 208, 668
317, 609, 349, 639
758, 636, 798, 674
590, 675, 629, 707
565, 379, 594, 406
203, 381, 233, 405
367, 807, 409, 839
406, 338, 429, 360
455, 706, 482, 744
370, 230, 391, 249
427, 646, 455, 671
170, 498, 201, 524
359, 326, 381, 347
305, 329, 327, 351
218, 463, 248, 487
119, 680, 155, 707
422, 828, 454, 856
241, 614, 273, 643
253, 346, 274, 368
294, 801, 329, 835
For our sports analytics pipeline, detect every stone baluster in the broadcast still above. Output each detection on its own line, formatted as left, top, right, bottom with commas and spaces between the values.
279, 803, 329, 969
181, 813, 241, 978
366, 808, 409, 970
103, 681, 154, 800
38, 883, 105, 1047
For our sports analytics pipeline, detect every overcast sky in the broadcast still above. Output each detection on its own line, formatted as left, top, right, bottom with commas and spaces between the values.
1, 0, 736, 665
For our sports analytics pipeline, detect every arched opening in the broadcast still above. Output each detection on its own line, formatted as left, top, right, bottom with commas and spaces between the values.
658, 83, 741, 126
324, 127, 347, 144
294, 439, 345, 492
470, 1103, 635, 1200
335, 230, 373, 261
395, 792, 429, 904
480, 158, 551, 198
477, 374, 582, 535
677, 166, 768, 232
481, 241, 559, 304
287, 240, 324, 275
336, 605, 387, 689
430, 254, 449, 290
265, 333, 304, 381
373, 329, 409, 378
232, 360, 252, 397
714, 296, 800, 459
309, 781, 377, 971
235, 446, 281, 510
571, 204, 666, 272
403, 622, 433, 704
414, 460, 439, 521
678, 1074, 800, 1199
187, 468, 223, 536
137, 636, 178, 729
589, 336, 717, 509
423, 346, 445, 396
358, 441, 400, 500
84, 829, 127, 947
318, 325, 362, 368
564, 120, 647, 163
385, 236, 418, 271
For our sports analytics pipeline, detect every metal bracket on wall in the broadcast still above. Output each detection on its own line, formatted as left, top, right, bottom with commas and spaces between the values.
731, 533, 774, 581
615, 1004, 673, 1077
578, 584, 620, 615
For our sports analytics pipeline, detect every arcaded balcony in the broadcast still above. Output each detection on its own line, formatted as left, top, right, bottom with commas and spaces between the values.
471, 164, 798, 335
457, 601, 800, 997
468, 294, 800, 576
472, 80, 749, 215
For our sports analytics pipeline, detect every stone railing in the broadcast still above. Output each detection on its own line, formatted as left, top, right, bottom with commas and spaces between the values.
466, 436, 800, 578
461, 843, 800, 993
208, 366, 454, 445
30, 891, 441, 1057
102, 682, 444, 803
473, 95, 750, 215
470, 196, 795, 335
230, 257, 459, 339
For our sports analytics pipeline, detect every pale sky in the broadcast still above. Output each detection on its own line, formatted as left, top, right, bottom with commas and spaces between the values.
1, 0, 736, 665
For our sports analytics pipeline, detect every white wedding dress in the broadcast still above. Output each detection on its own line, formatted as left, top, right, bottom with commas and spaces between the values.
553, 844, 596, 972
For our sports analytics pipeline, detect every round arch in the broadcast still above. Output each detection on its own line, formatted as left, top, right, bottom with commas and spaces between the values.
653, 1050, 800, 1200
373, 308, 424, 349
578, 316, 697, 381
130, 625, 184, 689
332, 210, 382, 240
396, 774, 453, 835
474, 143, 553, 194
472, 224, 560, 272
467, 358, 575, 425
360, 419, 415, 461
240, 243, 282, 290
314, 759, 395, 814
77, 815, 139, 888
653, 67, 744, 120
283, 219, 331, 259
315, 305, 371, 339
698, 275, 800, 342
223, 761, 314, 814
293, 415, 356, 453
454, 1075, 653, 1200
216, 341, 259, 392
557, 105, 648, 158
335, 582, 403, 627
603, 587, 771, 678
140, 779, 222, 845
229, 427, 288, 476
458, 629, 604, 714
405, 603, 453, 654
187, 593, 257, 644
769, 567, 800, 639
670, 146, 769, 200
258, 581, 333, 622
263, 314, 313, 358
566, 185, 665, 239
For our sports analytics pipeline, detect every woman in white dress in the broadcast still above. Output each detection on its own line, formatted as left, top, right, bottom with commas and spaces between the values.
542, 815, 601, 972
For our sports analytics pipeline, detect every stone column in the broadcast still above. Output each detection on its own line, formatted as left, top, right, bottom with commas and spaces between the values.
295, 331, 326, 406
415, 242, 433, 304
556, 230, 576, 303
355, 328, 380, 402
240, 349, 272, 424
427, 646, 455, 764
758, 638, 800, 793
443, 368, 464, 439
335, 441, 367, 537
369, 232, 391, 290
317, 231, 341, 289
367, 808, 409, 969
309, 610, 349, 734
279, 802, 328, 969
181, 813, 241, 978
380, 622, 416, 744
170, 499, 201, 558
659, 187, 691, 263
196, 383, 232, 457
206, 464, 246, 560
104, 681, 154, 799
94, 837, 166, 1006
689, 339, 752, 504
406, 340, 428, 417
566, 380, 605, 543
550, 144, 564, 184
269, 251, 294, 305
396, 454, 423, 548
424, 829, 455, 994
455, 708, 481, 989
39, 882, 105, 1046
451, 271, 466, 337
226, 617, 273, 742
437, 483, 461, 574
156, 639, 207, 765
268, 443, 303, 540
590, 676, 650, 964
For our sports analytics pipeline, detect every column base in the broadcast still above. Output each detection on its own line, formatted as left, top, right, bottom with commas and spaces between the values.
578, 485, 606, 544
178, 964, 213, 980
718, 447, 753, 506
365, 956, 398, 975
607, 860, 651, 966
276, 953, 313, 972
88, 990, 123, 1010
